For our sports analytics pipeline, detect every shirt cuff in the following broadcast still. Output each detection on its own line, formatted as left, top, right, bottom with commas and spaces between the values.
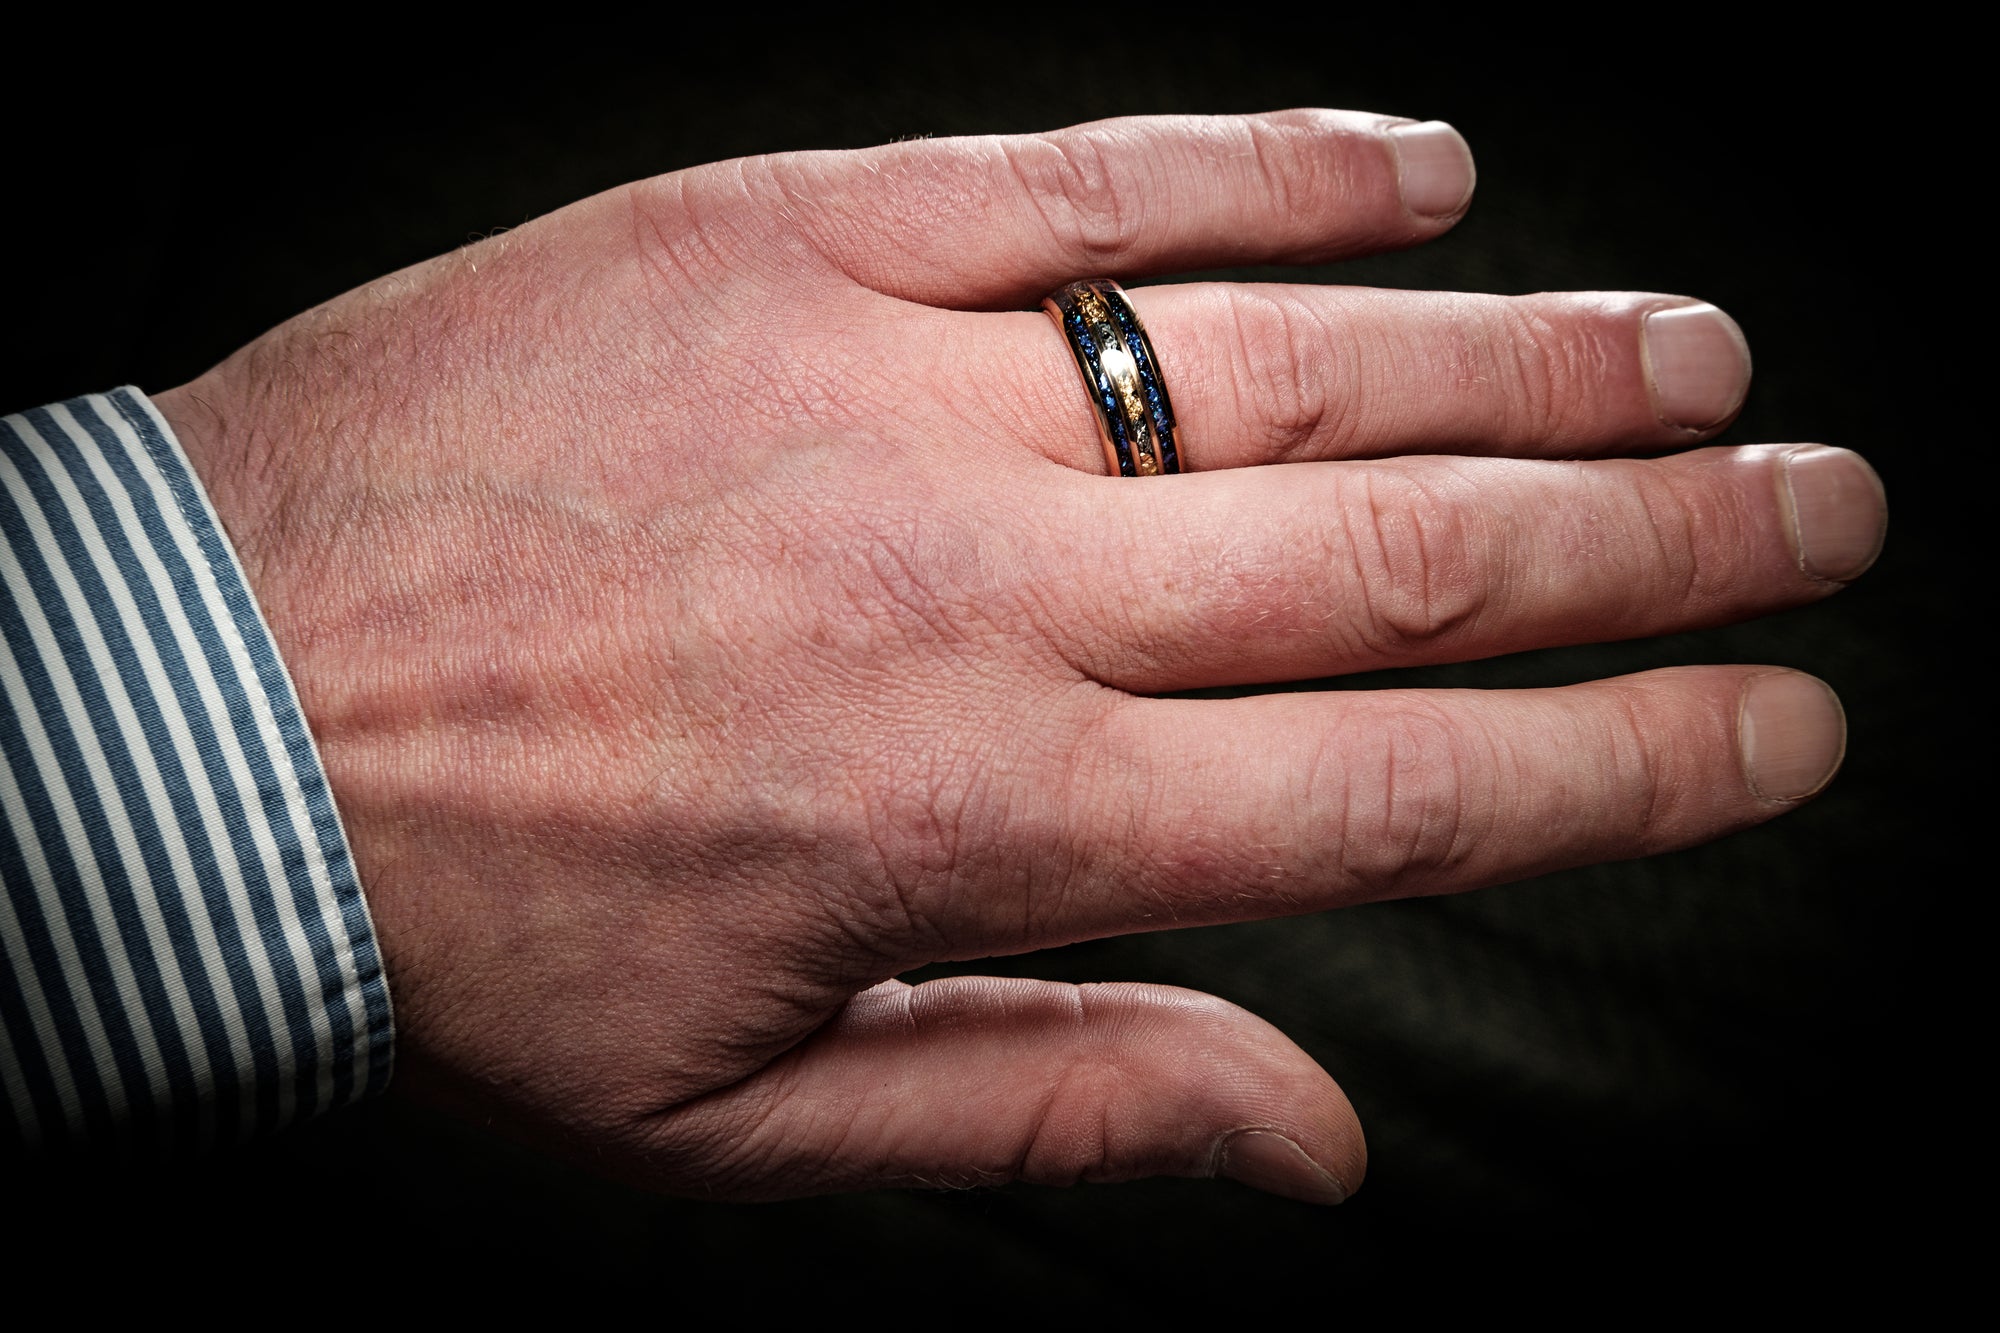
2, 387, 393, 1150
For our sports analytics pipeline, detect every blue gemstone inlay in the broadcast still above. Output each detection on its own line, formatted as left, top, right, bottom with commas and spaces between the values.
1109, 295, 1178, 471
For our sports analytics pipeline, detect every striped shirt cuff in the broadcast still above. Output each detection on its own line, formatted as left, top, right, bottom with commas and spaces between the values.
2, 388, 393, 1150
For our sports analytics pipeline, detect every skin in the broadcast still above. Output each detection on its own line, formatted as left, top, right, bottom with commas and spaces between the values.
151, 109, 1883, 1204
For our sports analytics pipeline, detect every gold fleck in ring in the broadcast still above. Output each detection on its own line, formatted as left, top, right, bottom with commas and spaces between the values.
1041, 279, 1183, 476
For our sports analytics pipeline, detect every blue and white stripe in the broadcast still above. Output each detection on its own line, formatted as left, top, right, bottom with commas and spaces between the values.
2, 388, 392, 1150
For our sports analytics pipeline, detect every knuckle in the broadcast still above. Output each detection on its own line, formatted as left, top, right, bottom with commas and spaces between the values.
1593, 679, 1717, 855
1013, 989, 1121, 1186
1607, 689, 1674, 849
1618, 465, 1711, 604
1004, 128, 1147, 265
1220, 290, 1350, 460
1235, 116, 1311, 228
1329, 701, 1486, 897
1338, 467, 1490, 656
1461, 300, 1621, 448
1013, 984, 1224, 1187
1231, 111, 1385, 245
1511, 304, 1621, 447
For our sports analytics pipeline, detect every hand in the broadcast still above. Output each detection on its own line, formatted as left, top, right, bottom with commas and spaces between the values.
154, 110, 1883, 1203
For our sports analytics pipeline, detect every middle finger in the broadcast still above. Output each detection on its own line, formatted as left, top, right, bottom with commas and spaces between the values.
1039, 443, 1885, 692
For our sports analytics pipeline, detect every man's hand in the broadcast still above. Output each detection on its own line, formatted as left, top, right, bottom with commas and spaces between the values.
153, 110, 1883, 1203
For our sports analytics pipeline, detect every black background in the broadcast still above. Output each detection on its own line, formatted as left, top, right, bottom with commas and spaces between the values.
5, 23, 1972, 1312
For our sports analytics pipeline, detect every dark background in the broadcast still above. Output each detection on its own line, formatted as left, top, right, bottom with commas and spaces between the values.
6, 24, 1971, 1311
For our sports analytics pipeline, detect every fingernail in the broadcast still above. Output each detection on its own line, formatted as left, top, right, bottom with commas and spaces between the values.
1388, 121, 1475, 219
1781, 446, 1888, 582
1739, 673, 1846, 802
1643, 303, 1752, 431
1217, 1130, 1349, 1205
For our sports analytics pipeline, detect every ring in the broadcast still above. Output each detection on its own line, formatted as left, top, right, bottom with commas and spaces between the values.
1042, 279, 1183, 476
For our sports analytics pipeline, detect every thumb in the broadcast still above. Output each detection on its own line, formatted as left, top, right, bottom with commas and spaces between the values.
645, 976, 1363, 1204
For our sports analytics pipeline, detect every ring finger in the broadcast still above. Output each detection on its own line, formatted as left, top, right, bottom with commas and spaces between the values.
984, 282, 1754, 472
